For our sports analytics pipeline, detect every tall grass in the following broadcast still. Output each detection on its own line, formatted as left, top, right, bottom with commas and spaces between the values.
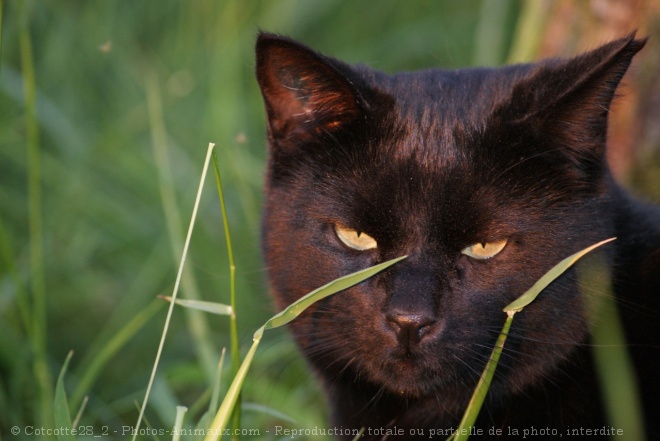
211, 148, 241, 440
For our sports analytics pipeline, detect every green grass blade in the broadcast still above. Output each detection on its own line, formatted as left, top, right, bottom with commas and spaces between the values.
197, 349, 227, 432
204, 333, 261, 441
159, 296, 233, 316
133, 401, 163, 441
504, 238, 615, 313
71, 396, 88, 429
210, 349, 226, 416
211, 146, 241, 439
54, 351, 75, 441
172, 406, 187, 441
592, 293, 646, 440
205, 256, 406, 441
264, 255, 407, 331
579, 256, 646, 441
450, 313, 513, 441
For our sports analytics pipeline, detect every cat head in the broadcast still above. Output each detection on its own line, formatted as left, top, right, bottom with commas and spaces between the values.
256, 33, 644, 400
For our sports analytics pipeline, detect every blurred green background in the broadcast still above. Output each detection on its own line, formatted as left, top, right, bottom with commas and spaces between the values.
1, 0, 658, 439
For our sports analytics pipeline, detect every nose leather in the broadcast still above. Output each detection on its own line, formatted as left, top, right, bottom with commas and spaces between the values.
386, 310, 436, 347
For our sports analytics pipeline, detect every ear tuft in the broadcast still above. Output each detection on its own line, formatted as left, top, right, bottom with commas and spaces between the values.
509, 33, 646, 168
256, 33, 361, 148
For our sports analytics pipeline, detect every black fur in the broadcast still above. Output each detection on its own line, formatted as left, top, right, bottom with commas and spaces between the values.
257, 32, 660, 440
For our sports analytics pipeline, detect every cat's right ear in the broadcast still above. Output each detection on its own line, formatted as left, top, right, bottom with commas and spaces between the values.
256, 33, 362, 149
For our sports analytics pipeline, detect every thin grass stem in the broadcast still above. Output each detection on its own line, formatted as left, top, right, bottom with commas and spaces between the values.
53, 351, 75, 441
133, 143, 217, 441
210, 348, 227, 415
211, 149, 241, 438
72, 396, 88, 428
451, 313, 513, 441
172, 406, 188, 441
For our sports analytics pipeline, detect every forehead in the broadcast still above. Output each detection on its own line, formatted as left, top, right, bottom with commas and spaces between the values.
365, 67, 519, 171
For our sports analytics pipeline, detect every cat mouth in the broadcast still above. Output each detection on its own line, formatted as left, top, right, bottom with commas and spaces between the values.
372, 360, 447, 397
356, 327, 493, 399
358, 346, 454, 397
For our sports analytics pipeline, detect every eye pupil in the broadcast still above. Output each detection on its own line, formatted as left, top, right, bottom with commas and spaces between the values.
334, 225, 377, 251
461, 239, 508, 260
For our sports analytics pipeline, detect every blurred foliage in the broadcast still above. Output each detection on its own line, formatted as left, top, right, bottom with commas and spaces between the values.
0, 0, 657, 438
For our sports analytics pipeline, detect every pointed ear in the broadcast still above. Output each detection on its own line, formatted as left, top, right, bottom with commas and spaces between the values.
512, 34, 646, 166
255, 33, 362, 149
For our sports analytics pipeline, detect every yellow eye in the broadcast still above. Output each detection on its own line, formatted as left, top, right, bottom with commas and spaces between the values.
334, 225, 378, 251
461, 240, 508, 260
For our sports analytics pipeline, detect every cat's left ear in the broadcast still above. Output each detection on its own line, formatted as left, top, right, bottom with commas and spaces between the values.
256, 33, 363, 150
511, 33, 646, 163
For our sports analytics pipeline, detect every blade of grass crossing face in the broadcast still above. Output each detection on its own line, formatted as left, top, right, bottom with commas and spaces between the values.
204, 256, 406, 441
264, 256, 407, 330
504, 238, 615, 313
450, 313, 513, 441
54, 351, 75, 441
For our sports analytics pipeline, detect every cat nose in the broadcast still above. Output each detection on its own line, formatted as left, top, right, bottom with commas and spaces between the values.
386, 311, 436, 347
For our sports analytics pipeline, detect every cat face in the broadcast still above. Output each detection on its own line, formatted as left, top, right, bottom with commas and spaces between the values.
256, 34, 643, 400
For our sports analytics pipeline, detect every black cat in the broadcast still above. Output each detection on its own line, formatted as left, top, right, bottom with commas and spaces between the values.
256, 32, 660, 440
